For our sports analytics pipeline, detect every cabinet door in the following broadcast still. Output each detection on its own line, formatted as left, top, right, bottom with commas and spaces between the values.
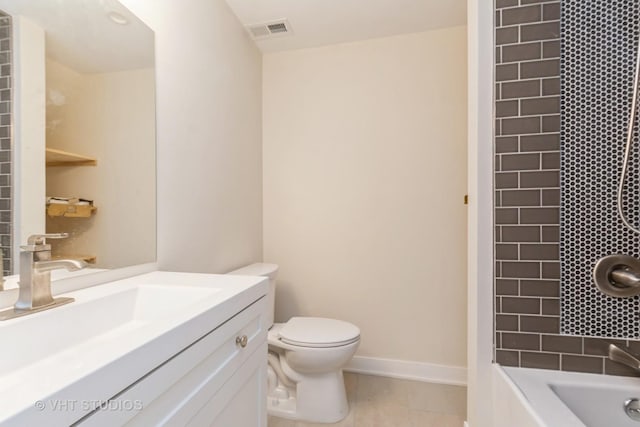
187, 342, 267, 427
78, 297, 267, 427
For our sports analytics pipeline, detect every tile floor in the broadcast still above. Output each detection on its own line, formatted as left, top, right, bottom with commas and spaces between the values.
267, 373, 467, 427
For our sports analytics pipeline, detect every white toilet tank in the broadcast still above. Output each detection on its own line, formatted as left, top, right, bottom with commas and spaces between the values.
227, 263, 278, 328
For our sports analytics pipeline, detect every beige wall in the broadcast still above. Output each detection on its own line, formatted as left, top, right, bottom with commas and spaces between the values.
120, 0, 263, 273
263, 27, 468, 366
45, 59, 156, 268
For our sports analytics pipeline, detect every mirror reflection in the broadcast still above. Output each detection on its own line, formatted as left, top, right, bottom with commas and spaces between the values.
0, 0, 156, 283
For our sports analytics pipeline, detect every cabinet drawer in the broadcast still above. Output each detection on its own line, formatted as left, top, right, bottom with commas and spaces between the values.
79, 296, 267, 427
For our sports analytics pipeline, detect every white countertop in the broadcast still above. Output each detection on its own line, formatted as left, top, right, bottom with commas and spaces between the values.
0, 270, 268, 426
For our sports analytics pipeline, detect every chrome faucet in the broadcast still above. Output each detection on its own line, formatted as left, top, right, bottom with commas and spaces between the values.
608, 343, 640, 373
0, 233, 87, 320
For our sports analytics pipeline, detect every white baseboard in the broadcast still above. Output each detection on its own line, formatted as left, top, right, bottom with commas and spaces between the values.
344, 356, 467, 386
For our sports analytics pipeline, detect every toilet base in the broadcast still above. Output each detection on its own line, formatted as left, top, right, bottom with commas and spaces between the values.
266, 368, 350, 423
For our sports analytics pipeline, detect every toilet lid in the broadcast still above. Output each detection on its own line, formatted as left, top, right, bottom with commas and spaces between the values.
278, 317, 360, 348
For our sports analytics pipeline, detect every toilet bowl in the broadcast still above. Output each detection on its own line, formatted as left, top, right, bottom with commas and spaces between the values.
228, 263, 360, 423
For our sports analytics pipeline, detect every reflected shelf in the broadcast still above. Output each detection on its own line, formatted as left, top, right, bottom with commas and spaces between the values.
46, 148, 97, 167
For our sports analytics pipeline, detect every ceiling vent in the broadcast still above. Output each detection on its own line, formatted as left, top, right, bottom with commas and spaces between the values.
247, 19, 292, 40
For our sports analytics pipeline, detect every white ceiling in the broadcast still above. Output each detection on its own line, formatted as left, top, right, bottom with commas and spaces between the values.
0, 0, 153, 74
224, 0, 467, 52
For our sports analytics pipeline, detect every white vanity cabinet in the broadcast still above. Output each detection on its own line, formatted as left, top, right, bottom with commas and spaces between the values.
79, 297, 268, 427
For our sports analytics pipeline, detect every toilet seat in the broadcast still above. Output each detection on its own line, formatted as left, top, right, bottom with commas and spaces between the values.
277, 317, 360, 348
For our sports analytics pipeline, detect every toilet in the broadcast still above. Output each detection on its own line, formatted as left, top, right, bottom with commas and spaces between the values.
228, 263, 360, 423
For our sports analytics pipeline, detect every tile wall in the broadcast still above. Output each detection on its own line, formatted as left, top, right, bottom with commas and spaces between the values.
494, 0, 640, 376
0, 13, 11, 276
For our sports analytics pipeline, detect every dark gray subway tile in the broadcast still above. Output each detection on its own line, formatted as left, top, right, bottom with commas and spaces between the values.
502, 42, 543, 62
502, 5, 542, 26
496, 350, 520, 366
541, 189, 560, 206
496, 64, 519, 82
542, 334, 583, 354
521, 0, 561, 4
496, 136, 519, 153
496, 295, 502, 313
502, 332, 541, 350
520, 133, 560, 151
521, 351, 560, 369
542, 226, 559, 242
625, 340, 640, 354
520, 207, 559, 224
520, 96, 560, 115
502, 262, 542, 279
496, 27, 519, 45
502, 79, 541, 99
495, 208, 519, 224
496, 100, 519, 118
502, 153, 540, 171
520, 171, 559, 188
496, 172, 519, 189
501, 189, 541, 206
520, 279, 559, 297
543, 40, 561, 58
520, 243, 560, 261
542, 115, 560, 132
496, 243, 519, 260
520, 21, 560, 42
562, 355, 604, 374
520, 315, 559, 333
542, 262, 560, 279
496, 314, 519, 331
496, 82, 501, 100
502, 226, 541, 242
496, 332, 502, 348
542, 78, 560, 95
520, 60, 560, 79
541, 298, 560, 315
496, 46, 502, 64
496, 10, 501, 27
496, 278, 519, 296
542, 152, 560, 169
543, 3, 561, 21
496, 0, 519, 8
502, 117, 541, 135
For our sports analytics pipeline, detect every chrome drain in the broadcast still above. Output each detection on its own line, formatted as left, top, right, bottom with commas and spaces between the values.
625, 398, 640, 421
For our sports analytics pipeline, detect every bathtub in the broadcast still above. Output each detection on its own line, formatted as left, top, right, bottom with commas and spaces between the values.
494, 364, 640, 427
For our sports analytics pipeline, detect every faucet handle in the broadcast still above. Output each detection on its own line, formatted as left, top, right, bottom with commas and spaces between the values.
22, 233, 70, 252
26, 233, 69, 245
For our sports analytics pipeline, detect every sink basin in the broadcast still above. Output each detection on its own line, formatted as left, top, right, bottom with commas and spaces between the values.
0, 271, 268, 426
0, 284, 220, 377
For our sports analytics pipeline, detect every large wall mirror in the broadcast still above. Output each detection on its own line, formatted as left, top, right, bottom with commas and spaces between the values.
0, 0, 156, 284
